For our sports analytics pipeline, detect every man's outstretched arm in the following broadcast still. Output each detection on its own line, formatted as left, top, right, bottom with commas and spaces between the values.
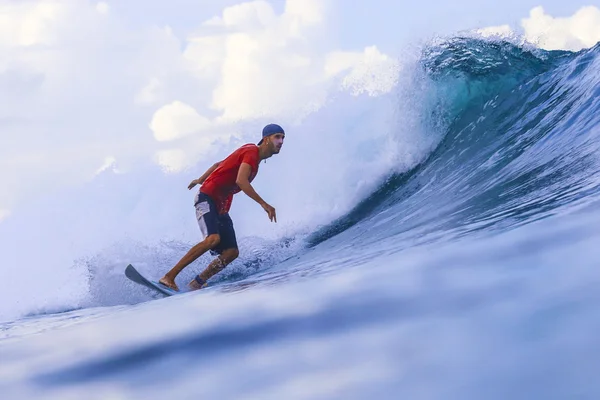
236, 163, 277, 222
188, 161, 222, 190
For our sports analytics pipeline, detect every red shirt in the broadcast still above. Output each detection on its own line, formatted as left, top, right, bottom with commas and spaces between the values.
200, 144, 260, 214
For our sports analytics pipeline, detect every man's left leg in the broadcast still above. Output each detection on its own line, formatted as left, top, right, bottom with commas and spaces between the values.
189, 247, 239, 290
189, 212, 239, 291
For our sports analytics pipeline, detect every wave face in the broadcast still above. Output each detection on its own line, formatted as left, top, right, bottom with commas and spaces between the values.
309, 38, 600, 247
3, 38, 600, 399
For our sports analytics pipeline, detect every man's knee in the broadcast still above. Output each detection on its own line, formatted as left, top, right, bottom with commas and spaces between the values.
222, 248, 239, 263
204, 234, 220, 248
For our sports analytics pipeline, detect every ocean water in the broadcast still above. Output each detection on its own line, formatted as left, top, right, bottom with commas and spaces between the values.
2, 37, 600, 399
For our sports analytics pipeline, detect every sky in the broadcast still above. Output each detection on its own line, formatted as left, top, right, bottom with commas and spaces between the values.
1, 0, 600, 222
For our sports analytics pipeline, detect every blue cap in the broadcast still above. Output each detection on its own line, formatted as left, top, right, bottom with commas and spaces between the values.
258, 123, 285, 145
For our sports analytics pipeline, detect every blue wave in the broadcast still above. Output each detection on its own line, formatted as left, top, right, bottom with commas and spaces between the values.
309, 38, 600, 247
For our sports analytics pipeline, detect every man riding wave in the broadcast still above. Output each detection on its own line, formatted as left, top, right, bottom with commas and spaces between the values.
159, 124, 285, 291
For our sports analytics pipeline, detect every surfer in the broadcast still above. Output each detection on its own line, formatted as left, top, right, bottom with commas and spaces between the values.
158, 124, 285, 292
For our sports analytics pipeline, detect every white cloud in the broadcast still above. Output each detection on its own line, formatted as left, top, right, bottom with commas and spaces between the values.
0, 2, 65, 47
478, 6, 600, 51
96, 2, 109, 15
285, 0, 324, 26
195, 0, 331, 121
183, 0, 398, 123
521, 6, 600, 51
155, 149, 190, 173
150, 101, 211, 142
205, 0, 276, 29
183, 36, 226, 81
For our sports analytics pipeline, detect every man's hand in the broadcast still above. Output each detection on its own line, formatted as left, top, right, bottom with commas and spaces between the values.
261, 202, 277, 222
236, 163, 275, 221
188, 179, 200, 190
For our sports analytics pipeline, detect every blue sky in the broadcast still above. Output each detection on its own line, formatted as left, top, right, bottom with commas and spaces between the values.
0, 0, 599, 221
331, 1, 595, 52
110, 0, 595, 53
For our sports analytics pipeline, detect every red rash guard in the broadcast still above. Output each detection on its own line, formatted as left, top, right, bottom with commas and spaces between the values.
200, 144, 260, 214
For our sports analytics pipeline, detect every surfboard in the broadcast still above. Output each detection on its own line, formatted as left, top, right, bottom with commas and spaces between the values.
124, 264, 180, 297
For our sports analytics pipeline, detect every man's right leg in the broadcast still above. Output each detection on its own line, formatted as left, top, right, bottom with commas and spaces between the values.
188, 247, 239, 291
188, 213, 239, 291
159, 233, 220, 291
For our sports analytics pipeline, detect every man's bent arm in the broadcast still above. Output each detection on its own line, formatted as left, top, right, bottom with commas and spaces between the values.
188, 161, 222, 190
198, 161, 221, 184
236, 163, 266, 205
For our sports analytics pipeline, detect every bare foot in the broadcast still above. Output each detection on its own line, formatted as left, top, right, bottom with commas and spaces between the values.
159, 276, 179, 291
